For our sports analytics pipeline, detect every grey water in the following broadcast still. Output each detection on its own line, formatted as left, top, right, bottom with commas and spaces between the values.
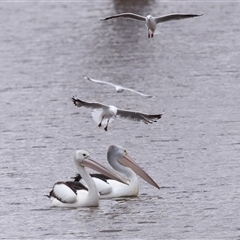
0, 1, 240, 239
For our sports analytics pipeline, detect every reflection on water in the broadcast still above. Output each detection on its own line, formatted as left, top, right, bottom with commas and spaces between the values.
112, 0, 153, 13
1, 1, 240, 239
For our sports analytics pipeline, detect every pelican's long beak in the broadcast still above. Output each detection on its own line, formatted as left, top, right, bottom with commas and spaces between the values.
81, 158, 129, 185
118, 154, 160, 189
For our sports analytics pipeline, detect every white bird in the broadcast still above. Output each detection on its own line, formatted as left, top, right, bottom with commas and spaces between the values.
73, 145, 160, 198
84, 75, 153, 98
72, 97, 163, 131
101, 12, 203, 38
47, 150, 128, 207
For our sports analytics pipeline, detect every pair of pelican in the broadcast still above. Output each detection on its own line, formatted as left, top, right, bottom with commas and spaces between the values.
48, 145, 160, 207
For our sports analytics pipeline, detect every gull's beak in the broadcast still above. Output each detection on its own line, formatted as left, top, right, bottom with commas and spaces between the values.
81, 158, 129, 185
118, 154, 160, 189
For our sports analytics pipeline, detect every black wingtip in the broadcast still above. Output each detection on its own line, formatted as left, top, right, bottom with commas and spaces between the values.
195, 14, 203, 18
83, 75, 90, 81
155, 113, 163, 120
72, 96, 77, 105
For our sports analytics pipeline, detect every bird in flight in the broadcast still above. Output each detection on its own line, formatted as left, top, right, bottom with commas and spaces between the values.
84, 75, 153, 98
101, 12, 203, 38
72, 97, 163, 131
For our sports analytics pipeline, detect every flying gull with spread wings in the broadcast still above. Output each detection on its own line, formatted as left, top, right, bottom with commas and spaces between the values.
72, 97, 163, 131
84, 76, 153, 98
101, 12, 203, 38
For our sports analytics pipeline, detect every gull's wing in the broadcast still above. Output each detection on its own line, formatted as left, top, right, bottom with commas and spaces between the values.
84, 76, 151, 97
117, 109, 163, 124
84, 76, 118, 88
155, 13, 203, 24
121, 87, 153, 98
101, 13, 146, 22
72, 97, 108, 110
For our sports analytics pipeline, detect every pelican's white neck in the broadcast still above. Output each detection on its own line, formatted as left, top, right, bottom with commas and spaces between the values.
75, 164, 99, 205
107, 152, 137, 180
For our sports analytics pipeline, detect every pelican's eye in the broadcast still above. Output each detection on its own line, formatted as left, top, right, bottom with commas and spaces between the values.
83, 153, 87, 157
124, 150, 127, 154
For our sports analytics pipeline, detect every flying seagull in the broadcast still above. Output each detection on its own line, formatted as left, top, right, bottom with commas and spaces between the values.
101, 12, 203, 38
84, 75, 153, 98
72, 97, 163, 131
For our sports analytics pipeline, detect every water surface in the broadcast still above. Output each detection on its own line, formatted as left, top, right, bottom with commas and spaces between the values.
1, 1, 240, 239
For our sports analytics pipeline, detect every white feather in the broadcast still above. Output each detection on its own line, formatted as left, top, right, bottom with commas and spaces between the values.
53, 183, 77, 203
91, 109, 115, 127
91, 109, 102, 124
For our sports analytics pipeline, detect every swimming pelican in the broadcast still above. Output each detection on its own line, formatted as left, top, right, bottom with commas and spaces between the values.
47, 150, 128, 207
73, 145, 160, 198
72, 97, 163, 131
84, 75, 153, 98
101, 12, 202, 38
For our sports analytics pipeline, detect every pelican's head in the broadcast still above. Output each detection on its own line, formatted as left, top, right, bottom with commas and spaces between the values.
74, 150, 90, 165
107, 145, 160, 189
107, 145, 126, 161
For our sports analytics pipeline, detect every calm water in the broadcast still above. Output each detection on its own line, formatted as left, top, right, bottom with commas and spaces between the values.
1, 1, 240, 239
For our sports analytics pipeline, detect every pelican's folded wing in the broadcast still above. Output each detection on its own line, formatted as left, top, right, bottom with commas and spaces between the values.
65, 181, 89, 191
156, 13, 202, 24
117, 109, 162, 124
72, 97, 107, 110
50, 182, 78, 204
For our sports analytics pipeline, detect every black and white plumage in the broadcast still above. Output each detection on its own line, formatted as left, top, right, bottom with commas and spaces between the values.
84, 76, 153, 98
72, 97, 163, 131
72, 145, 160, 198
47, 150, 128, 207
101, 12, 203, 38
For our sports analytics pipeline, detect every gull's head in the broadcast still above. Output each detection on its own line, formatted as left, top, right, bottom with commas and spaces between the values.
116, 86, 124, 93
146, 15, 153, 20
74, 150, 90, 165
